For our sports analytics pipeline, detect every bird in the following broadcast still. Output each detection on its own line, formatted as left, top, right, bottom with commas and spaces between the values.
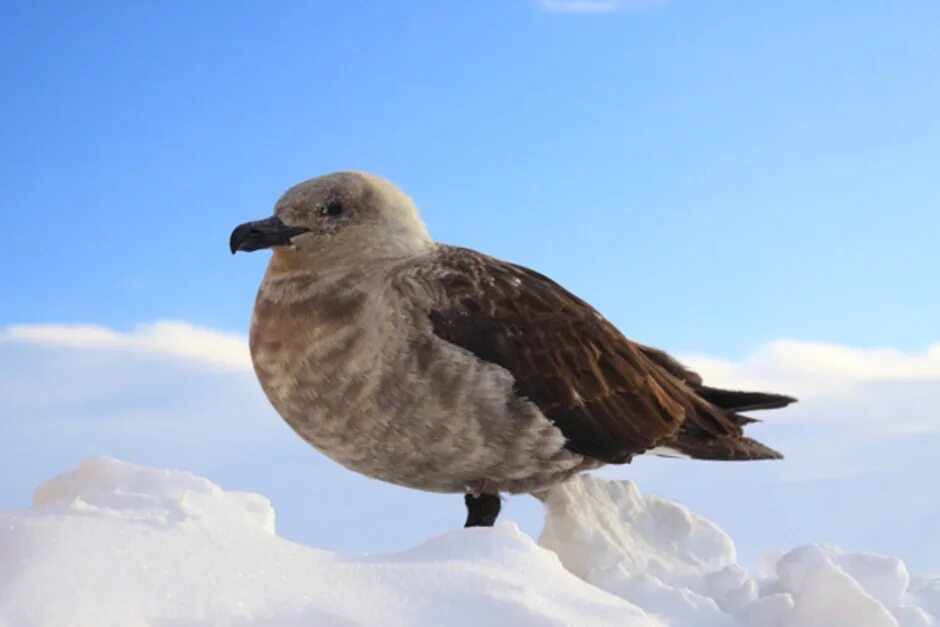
230, 172, 796, 528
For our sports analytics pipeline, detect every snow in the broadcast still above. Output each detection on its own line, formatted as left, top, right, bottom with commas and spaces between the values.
1, 459, 937, 627
0, 459, 651, 627
540, 475, 938, 627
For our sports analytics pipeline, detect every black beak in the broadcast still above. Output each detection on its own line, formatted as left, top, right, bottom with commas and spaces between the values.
229, 216, 311, 254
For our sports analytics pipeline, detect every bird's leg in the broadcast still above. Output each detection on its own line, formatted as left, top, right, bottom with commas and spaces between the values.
464, 480, 501, 527
464, 493, 501, 527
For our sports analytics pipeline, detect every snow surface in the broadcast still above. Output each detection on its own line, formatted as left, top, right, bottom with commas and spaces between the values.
0, 459, 936, 627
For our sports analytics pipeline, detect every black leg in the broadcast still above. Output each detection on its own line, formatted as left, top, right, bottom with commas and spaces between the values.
464, 493, 501, 527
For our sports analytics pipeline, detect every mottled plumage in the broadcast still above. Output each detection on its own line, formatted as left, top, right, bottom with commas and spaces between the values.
231, 171, 796, 527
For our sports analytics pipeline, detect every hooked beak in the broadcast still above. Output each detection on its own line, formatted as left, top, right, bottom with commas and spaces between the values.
229, 216, 311, 254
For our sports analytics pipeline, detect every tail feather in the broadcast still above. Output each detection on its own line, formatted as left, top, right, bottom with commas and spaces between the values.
668, 432, 784, 461
697, 387, 796, 413
636, 345, 795, 462
729, 412, 760, 426
661, 387, 794, 461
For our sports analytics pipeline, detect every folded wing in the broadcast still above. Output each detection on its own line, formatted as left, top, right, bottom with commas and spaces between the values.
425, 247, 794, 464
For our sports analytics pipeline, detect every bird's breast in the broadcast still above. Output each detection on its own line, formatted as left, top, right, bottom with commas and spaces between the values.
249, 289, 382, 422
246, 277, 582, 493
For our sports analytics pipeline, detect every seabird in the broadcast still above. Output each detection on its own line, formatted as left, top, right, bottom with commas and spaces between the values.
230, 172, 795, 528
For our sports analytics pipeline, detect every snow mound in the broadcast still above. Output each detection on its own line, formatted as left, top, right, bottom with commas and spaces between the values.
0, 458, 936, 627
33, 457, 275, 532
0, 458, 653, 627
540, 474, 938, 627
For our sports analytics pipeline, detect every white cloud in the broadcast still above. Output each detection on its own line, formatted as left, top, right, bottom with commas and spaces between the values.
537, 0, 627, 14
537, 0, 666, 13
682, 339, 940, 400
0, 321, 251, 372
8, 323, 939, 395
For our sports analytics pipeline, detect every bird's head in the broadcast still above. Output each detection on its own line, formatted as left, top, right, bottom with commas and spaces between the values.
230, 172, 433, 270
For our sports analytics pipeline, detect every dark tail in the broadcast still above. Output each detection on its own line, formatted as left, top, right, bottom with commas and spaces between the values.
636, 344, 797, 462
660, 387, 796, 461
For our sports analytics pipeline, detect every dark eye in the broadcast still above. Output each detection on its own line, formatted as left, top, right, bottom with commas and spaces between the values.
323, 199, 344, 217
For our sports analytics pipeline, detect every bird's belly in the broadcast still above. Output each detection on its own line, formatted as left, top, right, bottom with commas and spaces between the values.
253, 328, 591, 494
281, 403, 497, 493
275, 385, 594, 494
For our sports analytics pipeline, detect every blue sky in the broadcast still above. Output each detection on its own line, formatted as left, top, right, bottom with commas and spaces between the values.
2, 1, 939, 573
2, 0, 938, 355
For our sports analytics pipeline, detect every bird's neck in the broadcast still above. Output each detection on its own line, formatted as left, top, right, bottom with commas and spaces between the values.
259, 256, 379, 306
262, 244, 434, 304
268, 227, 435, 278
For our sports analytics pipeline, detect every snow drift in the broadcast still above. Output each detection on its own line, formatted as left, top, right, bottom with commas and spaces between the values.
0, 459, 936, 627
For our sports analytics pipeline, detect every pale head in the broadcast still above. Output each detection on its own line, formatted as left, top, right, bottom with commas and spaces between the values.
230, 172, 433, 271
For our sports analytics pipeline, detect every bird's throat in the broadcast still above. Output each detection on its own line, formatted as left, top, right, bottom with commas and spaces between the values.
267, 248, 310, 276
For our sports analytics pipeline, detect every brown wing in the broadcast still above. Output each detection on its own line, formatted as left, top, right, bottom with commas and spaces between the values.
424, 247, 792, 463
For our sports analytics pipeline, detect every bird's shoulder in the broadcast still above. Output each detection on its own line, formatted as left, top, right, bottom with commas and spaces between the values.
405, 245, 587, 318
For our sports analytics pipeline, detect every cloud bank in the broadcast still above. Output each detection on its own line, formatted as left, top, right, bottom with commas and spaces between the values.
684, 339, 940, 400
1, 321, 251, 372
5, 322, 939, 392
537, 0, 665, 13
1, 320, 938, 570
539, 0, 624, 13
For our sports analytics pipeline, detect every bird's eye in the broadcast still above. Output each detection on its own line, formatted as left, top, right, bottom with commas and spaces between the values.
323, 199, 344, 217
